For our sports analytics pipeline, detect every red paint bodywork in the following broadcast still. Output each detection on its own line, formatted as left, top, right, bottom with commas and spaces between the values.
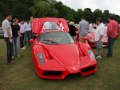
31, 18, 97, 79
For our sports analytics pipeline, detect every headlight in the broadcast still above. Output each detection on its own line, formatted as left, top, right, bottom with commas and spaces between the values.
88, 50, 95, 60
89, 38, 95, 42
37, 53, 44, 65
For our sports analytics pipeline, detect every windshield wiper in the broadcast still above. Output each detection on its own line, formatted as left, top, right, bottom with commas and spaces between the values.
45, 29, 58, 30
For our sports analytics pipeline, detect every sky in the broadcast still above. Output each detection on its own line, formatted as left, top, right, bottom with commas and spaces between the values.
56, 0, 120, 15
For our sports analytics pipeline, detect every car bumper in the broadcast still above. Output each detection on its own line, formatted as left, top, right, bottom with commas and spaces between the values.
34, 61, 96, 79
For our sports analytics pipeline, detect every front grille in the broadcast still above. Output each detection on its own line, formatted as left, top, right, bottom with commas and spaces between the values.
43, 71, 63, 76
82, 66, 95, 72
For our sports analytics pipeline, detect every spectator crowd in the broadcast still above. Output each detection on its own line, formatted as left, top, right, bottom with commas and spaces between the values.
68, 16, 119, 60
1, 14, 33, 64
1, 14, 119, 64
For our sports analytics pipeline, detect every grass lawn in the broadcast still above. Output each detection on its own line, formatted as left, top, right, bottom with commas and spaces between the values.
0, 37, 120, 90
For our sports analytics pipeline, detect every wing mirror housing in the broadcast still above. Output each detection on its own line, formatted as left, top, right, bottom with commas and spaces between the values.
29, 39, 34, 43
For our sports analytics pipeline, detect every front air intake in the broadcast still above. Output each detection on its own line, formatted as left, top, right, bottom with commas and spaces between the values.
43, 71, 63, 76
81, 66, 96, 72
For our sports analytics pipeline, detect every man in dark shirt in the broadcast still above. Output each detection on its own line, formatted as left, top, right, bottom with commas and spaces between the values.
11, 18, 20, 57
69, 22, 77, 40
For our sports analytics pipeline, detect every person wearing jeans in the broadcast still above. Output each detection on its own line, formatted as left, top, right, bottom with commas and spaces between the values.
107, 37, 116, 57
11, 18, 20, 57
20, 33, 25, 48
4, 38, 13, 62
24, 20, 32, 46
19, 21, 26, 49
2, 14, 13, 64
25, 30, 31, 46
12, 38, 18, 56
107, 16, 119, 57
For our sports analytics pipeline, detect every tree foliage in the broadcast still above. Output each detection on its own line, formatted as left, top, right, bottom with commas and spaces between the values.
0, 0, 120, 23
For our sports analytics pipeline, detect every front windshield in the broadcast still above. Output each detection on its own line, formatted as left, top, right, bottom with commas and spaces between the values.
40, 32, 74, 45
43, 22, 60, 30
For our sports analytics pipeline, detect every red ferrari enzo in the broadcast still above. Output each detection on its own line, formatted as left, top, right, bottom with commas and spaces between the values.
30, 18, 97, 79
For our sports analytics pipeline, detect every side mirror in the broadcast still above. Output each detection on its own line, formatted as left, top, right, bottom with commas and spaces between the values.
29, 39, 34, 43
82, 37, 88, 43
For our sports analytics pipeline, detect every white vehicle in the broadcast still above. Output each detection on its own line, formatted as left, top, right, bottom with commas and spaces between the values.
0, 27, 4, 37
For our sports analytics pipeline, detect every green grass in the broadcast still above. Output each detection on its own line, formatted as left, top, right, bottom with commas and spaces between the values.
0, 37, 120, 90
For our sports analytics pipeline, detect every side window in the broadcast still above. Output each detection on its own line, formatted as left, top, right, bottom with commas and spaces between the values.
59, 23, 64, 31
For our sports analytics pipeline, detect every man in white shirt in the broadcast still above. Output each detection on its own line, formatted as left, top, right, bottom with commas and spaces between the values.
2, 14, 13, 64
19, 20, 26, 49
95, 17, 106, 59
24, 20, 32, 46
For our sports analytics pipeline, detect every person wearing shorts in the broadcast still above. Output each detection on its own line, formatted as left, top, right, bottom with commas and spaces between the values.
95, 17, 106, 60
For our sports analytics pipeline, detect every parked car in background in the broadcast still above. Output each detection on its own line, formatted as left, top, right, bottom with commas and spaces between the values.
74, 23, 108, 47
0, 26, 4, 37
87, 27, 108, 47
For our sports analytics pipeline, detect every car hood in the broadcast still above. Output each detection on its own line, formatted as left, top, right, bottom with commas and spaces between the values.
43, 44, 80, 67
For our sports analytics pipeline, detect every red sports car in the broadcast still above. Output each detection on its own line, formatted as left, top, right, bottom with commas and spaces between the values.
30, 18, 97, 79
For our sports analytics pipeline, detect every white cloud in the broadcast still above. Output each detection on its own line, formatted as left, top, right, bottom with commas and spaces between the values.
56, 0, 120, 15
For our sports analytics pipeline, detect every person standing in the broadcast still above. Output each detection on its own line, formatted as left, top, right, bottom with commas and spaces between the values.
95, 17, 106, 59
11, 18, 20, 57
19, 20, 26, 49
24, 20, 32, 46
107, 16, 119, 57
68, 22, 77, 40
2, 14, 13, 64
79, 16, 89, 42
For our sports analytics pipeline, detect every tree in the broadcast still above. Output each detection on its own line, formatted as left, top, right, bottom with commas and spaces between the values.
47, 0, 59, 17
103, 10, 109, 23
93, 9, 103, 23
83, 8, 93, 23
0, 0, 120, 23
29, 6, 37, 17
0, 2, 8, 19
54, 1, 67, 18
76, 9, 84, 22
34, 1, 51, 17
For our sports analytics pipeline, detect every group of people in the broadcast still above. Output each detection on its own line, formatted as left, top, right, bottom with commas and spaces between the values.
1, 14, 119, 64
2, 14, 33, 64
68, 16, 119, 60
